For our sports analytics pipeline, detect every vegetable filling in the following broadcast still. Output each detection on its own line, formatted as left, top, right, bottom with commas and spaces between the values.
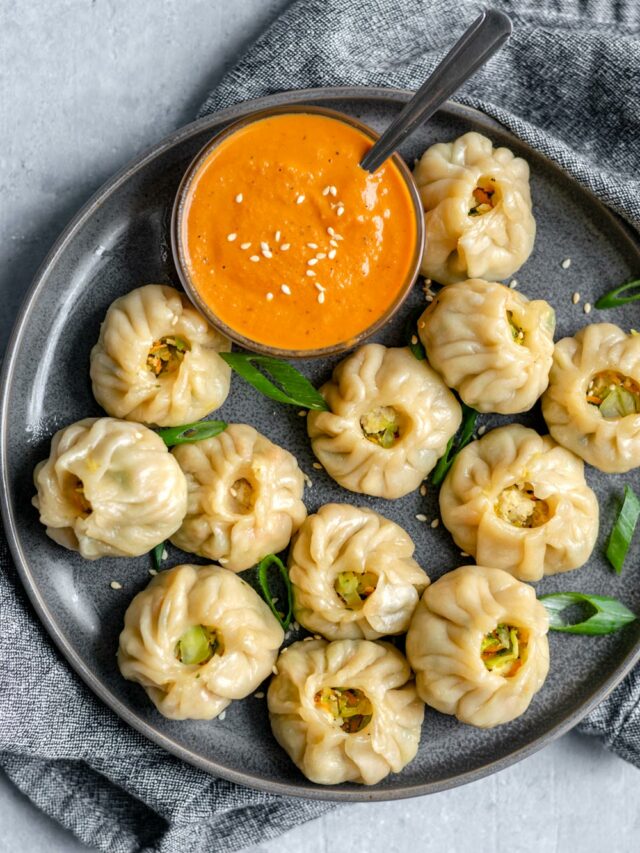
495, 482, 551, 528
68, 476, 92, 518
334, 571, 378, 609
228, 477, 255, 514
147, 335, 191, 376
506, 310, 526, 345
314, 687, 373, 733
469, 177, 497, 216
481, 624, 527, 677
586, 370, 640, 419
175, 625, 223, 665
360, 406, 401, 448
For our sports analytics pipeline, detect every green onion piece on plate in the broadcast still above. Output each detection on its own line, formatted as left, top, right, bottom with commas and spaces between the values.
151, 542, 165, 572
404, 306, 426, 361
594, 278, 640, 309
156, 420, 227, 447
430, 403, 478, 487
606, 485, 640, 574
539, 592, 637, 635
256, 554, 294, 630
220, 352, 328, 411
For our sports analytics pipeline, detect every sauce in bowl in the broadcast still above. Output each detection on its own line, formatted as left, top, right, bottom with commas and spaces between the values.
174, 108, 423, 356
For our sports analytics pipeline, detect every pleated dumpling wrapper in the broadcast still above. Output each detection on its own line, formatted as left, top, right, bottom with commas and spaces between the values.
419, 279, 555, 414
170, 423, 307, 571
118, 564, 283, 720
414, 132, 536, 285
90, 284, 231, 427
307, 344, 462, 499
268, 638, 424, 785
542, 323, 640, 473
32, 417, 187, 559
406, 565, 549, 728
289, 503, 429, 640
439, 425, 598, 582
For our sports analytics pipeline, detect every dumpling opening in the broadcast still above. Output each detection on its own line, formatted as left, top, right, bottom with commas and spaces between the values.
586, 370, 640, 419
334, 571, 378, 610
314, 686, 373, 733
147, 335, 191, 376
65, 475, 92, 518
175, 625, 224, 665
228, 476, 256, 514
468, 176, 498, 216
360, 405, 404, 448
506, 310, 526, 346
495, 482, 552, 528
481, 624, 528, 678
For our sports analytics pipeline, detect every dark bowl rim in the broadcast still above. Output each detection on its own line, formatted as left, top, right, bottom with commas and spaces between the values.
1, 85, 640, 802
170, 103, 426, 359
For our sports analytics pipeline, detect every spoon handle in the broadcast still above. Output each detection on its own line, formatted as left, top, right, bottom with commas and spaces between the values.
360, 9, 512, 173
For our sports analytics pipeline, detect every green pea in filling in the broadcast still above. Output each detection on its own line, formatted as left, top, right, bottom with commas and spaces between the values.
147, 335, 191, 376
175, 625, 223, 666
315, 687, 373, 733
334, 571, 378, 610
481, 624, 527, 678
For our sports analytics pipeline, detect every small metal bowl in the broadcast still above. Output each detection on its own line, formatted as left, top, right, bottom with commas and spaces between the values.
171, 104, 425, 359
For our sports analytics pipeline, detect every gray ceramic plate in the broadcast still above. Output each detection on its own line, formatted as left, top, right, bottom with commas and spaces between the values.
2, 87, 640, 801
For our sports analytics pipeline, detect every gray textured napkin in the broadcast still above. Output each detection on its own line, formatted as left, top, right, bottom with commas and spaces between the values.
1, 1, 639, 851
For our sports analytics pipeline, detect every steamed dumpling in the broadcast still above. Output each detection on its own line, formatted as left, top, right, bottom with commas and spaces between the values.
414, 132, 536, 285
289, 504, 429, 640
268, 639, 424, 785
307, 344, 462, 499
32, 417, 187, 559
439, 425, 598, 582
419, 279, 555, 413
170, 424, 307, 571
542, 323, 640, 473
406, 565, 549, 728
90, 284, 231, 427
118, 564, 283, 719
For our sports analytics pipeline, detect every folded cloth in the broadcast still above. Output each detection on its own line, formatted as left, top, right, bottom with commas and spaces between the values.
1, 2, 639, 852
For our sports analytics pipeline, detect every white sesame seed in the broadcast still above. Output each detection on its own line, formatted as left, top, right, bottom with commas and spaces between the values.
227, 233, 237, 242
317, 291, 325, 304
306, 269, 316, 277
411, 334, 418, 345
240, 242, 251, 250
430, 518, 440, 529
307, 242, 318, 249
272, 665, 278, 675
275, 230, 281, 242
266, 292, 274, 302
162, 549, 168, 560
330, 186, 337, 196
281, 284, 291, 295
262, 250, 273, 258
260, 241, 270, 252
149, 568, 158, 576
316, 252, 326, 260
298, 410, 307, 417
327, 226, 335, 236
478, 425, 487, 435
219, 558, 228, 565
249, 255, 260, 262
336, 206, 345, 216
572, 292, 581, 304
219, 711, 227, 720
254, 692, 265, 699
334, 233, 344, 241
509, 279, 518, 288
110, 581, 122, 590
561, 258, 572, 269
322, 186, 331, 196
315, 282, 326, 292
303, 636, 314, 642
416, 513, 428, 522
460, 551, 469, 557
235, 193, 243, 203
292, 621, 300, 631
308, 258, 318, 266
328, 249, 337, 259
329, 239, 338, 248
296, 194, 305, 204
584, 302, 592, 314
280, 243, 290, 251
312, 462, 323, 470
420, 484, 427, 497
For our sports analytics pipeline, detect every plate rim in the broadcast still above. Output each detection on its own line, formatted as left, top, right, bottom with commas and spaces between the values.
2, 85, 639, 802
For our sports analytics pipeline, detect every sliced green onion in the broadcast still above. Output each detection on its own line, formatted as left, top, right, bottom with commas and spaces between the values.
404, 307, 426, 361
539, 592, 637, 635
606, 485, 640, 574
595, 278, 640, 309
256, 554, 294, 630
151, 542, 165, 572
156, 420, 227, 447
430, 404, 478, 487
220, 352, 328, 411
599, 387, 640, 419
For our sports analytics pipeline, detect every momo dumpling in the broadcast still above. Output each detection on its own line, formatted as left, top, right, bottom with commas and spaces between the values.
419, 279, 555, 413
289, 504, 429, 640
439, 425, 598, 582
307, 344, 461, 499
268, 639, 424, 785
542, 323, 640, 473
414, 132, 536, 285
90, 284, 231, 427
32, 417, 187, 559
170, 424, 307, 571
406, 565, 549, 728
118, 564, 283, 720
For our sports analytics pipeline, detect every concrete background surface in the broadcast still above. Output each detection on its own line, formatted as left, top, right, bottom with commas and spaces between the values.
0, 2, 638, 851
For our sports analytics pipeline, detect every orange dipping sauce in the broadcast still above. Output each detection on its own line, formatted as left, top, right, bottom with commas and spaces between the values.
179, 111, 420, 353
